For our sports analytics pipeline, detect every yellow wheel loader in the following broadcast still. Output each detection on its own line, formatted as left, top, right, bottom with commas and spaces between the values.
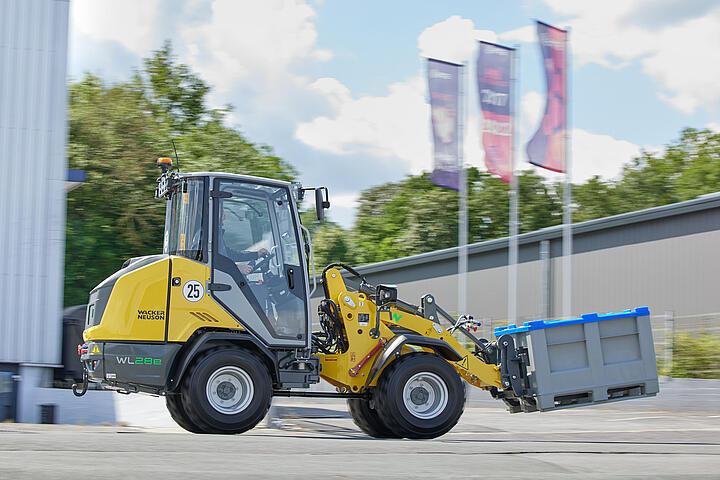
75, 159, 659, 438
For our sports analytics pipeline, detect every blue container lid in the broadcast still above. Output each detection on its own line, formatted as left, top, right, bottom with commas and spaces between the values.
494, 306, 650, 337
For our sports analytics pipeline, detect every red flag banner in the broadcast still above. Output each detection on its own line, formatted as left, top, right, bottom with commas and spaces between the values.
527, 21, 567, 173
476, 41, 514, 184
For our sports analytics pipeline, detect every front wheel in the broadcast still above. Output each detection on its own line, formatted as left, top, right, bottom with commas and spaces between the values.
181, 348, 272, 434
347, 397, 400, 438
375, 352, 465, 439
166, 393, 203, 433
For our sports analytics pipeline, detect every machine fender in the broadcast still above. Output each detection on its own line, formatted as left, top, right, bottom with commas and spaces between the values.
366, 334, 462, 385
166, 331, 278, 392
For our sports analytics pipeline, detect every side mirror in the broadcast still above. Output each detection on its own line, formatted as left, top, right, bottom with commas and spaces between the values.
315, 187, 330, 221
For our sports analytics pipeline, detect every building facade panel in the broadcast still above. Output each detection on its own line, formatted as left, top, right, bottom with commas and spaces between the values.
336, 196, 720, 333
0, 0, 68, 365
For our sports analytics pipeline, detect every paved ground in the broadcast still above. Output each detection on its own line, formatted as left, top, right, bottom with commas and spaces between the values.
1, 379, 719, 479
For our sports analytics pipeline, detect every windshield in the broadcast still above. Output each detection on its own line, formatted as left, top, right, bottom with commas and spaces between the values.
164, 177, 206, 261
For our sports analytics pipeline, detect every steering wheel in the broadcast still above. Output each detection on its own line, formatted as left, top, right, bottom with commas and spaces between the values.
246, 249, 276, 275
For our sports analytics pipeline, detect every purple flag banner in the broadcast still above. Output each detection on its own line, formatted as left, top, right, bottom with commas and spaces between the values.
527, 21, 567, 173
427, 59, 461, 190
476, 41, 513, 184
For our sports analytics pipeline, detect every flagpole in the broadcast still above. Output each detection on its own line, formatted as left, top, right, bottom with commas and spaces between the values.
458, 62, 468, 316
562, 27, 572, 319
508, 46, 519, 325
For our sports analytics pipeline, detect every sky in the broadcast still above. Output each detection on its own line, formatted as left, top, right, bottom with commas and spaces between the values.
69, 0, 720, 227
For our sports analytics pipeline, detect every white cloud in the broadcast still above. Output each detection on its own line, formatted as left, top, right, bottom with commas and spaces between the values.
417, 15, 497, 64
520, 91, 543, 142
296, 16, 506, 175
502, 1, 720, 114
570, 129, 640, 182
181, 0, 331, 93
295, 76, 432, 173
499, 25, 535, 45
330, 193, 359, 209
71, 0, 162, 56
518, 91, 640, 182
707, 122, 720, 133
296, 18, 641, 185
324, 192, 360, 227
520, 92, 639, 181
308, 78, 351, 111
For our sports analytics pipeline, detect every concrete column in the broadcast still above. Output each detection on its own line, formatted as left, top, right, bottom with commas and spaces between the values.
16, 366, 52, 423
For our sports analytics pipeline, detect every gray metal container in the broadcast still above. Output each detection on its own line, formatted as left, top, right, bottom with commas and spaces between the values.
495, 307, 659, 411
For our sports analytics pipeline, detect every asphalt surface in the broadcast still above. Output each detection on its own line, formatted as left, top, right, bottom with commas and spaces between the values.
1, 380, 719, 479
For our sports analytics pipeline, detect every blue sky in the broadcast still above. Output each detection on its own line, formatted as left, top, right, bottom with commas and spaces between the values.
69, 0, 720, 227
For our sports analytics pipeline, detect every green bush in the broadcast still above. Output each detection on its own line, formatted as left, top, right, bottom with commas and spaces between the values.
659, 333, 720, 379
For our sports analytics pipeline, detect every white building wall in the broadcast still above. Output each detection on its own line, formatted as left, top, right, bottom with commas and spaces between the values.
0, 0, 69, 368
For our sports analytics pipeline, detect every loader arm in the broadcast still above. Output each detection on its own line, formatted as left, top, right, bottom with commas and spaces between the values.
316, 268, 502, 392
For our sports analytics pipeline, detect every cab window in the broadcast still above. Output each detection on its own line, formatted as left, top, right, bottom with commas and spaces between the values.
213, 180, 307, 341
164, 178, 206, 261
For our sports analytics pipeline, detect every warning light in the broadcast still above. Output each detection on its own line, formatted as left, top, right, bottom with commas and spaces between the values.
157, 157, 173, 173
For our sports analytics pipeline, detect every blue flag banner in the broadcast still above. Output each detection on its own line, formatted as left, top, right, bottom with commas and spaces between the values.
476, 42, 513, 184
427, 59, 461, 190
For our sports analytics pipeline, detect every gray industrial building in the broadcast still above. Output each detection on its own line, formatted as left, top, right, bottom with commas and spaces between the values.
0, 0, 70, 423
342, 193, 720, 339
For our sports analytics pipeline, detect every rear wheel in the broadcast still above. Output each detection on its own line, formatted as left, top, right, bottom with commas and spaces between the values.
375, 352, 465, 439
347, 397, 400, 438
166, 393, 203, 433
181, 347, 272, 434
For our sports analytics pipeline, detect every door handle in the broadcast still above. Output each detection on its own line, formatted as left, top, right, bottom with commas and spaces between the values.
208, 283, 231, 291
286, 268, 295, 290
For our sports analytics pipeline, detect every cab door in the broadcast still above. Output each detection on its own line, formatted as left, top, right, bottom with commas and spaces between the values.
210, 178, 309, 348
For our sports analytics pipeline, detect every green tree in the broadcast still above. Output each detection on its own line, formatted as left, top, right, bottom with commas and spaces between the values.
350, 167, 562, 263
574, 128, 720, 222
312, 223, 355, 271
65, 44, 295, 305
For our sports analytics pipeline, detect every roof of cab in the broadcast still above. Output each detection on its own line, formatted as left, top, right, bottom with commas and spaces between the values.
178, 172, 294, 188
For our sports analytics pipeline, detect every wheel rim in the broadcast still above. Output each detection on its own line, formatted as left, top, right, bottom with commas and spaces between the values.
205, 366, 254, 415
402, 372, 448, 420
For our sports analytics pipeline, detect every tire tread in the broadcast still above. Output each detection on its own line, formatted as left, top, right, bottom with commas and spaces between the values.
180, 346, 272, 434
375, 352, 465, 439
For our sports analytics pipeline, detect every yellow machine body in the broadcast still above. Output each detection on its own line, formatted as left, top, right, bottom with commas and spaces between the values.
84, 256, 242, 343
166, 256, 243, 341
84, 258, 171, 342
84, 259, 501, 392
317, 268, 502, 391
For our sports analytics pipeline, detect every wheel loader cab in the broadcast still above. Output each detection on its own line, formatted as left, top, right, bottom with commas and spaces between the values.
160, 173, 311, 348
207, 176, 310, 347
81, 172, 313, 392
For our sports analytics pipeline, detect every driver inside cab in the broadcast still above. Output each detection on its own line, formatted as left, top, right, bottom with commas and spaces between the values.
218, 206, 269, 274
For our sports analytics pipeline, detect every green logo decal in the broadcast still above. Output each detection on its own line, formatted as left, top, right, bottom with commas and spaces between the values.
392, 312, 402, 323
116, 356, 162, 366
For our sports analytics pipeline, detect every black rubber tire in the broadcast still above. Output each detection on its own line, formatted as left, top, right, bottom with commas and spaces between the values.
375, 352, 465, 439
166, 393, 203, 434
180, 347, 272, 434
347, 397, 400, 438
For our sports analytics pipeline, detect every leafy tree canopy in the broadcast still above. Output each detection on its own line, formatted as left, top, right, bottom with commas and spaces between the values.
65, 43, 295, 305
347, 127, 719, 265
65, 40, 720, 308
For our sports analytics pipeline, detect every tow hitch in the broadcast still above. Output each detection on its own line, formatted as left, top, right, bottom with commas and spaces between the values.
72, 343, 89, 397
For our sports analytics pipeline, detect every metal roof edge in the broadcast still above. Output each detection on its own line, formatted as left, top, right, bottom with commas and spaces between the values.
354, 193, 720, 275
